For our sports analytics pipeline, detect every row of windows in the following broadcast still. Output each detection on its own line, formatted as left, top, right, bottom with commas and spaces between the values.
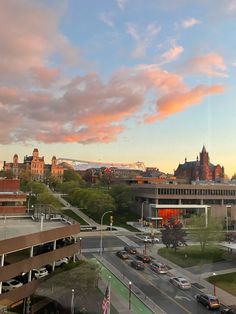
157, 188, 236, 196
31, 163, 44, 169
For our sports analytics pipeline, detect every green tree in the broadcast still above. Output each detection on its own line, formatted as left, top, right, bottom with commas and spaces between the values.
161, 218, 187, 251
86, 190, 116, 216
37, 192, 62, 209
63, 169, 84, 184
188, 214, 224, 253
110, 184, 132, 213
58, 181, 81, 195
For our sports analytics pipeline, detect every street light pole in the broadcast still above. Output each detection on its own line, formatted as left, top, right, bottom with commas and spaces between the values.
71, 289, 75, 314
141, 201, 147, 228
79, 237, 82, 254
226, 205, 231, 233
100, 210, 112, 256
128, 281, 132, 310
213, 272, 216, 296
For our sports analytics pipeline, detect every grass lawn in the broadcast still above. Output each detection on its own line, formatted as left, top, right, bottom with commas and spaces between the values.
158, 245, 226, 268
208, 272, 236, 297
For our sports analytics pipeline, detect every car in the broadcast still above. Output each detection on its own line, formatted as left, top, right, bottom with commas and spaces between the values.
221, 308, 236, 314
150, 261, 168, 274
143, 236, 159, 243
116, 250, 129, 259
55, 257, 69, 267
136, 253, 151, 263
196, 294, 220, 310
32, 267, 49, 279
169, 277, 191, 289
2, 279, 23, 292
130, 260, 145, 270
124, 245, 137, 254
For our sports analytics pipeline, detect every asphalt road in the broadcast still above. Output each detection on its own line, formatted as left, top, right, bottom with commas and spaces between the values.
81, 235, 224, 314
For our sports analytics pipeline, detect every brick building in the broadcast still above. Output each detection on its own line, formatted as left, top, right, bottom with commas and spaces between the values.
174, 146, 224, 183
4, 149, 64, 182
0, 179, 27, 214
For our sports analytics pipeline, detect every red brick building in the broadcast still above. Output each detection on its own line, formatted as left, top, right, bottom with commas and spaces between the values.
174, 146, 224, 183
4, 148, 64, 182
0, 179, 27, 214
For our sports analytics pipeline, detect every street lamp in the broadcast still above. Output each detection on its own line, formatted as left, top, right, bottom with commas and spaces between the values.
141, 201, 148, 228
128, 281, 132, 310
100, 210, 112, 256
79, 237, 82, 254
226, 205, 231, 233
213, 272, 216, 296
71, 289, 75, 314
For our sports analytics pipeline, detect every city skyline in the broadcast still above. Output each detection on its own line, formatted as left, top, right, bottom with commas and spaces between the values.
1, 1, 236, 176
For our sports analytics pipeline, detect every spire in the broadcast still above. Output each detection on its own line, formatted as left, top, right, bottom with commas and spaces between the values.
202, 145, 206, 153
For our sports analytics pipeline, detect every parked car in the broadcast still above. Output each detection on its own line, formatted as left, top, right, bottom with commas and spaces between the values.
2, 279, 23, 292
136, 253, 151, 263
143, 236, 159, 243
55, 257, 69, 267
221, 308, 236, 314
196, 294, 220, 310
116, 250, 129, 259
169, 277, 191, 289
150, 261, 168, 274
130, 260, 145, 270
124, 245, 137, 254
32, 267, 49, 279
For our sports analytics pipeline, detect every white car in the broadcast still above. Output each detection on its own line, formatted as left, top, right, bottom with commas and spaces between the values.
55, 257, 69, 267
32, 267, 49, 279
169, 277, 191, 289
150, 261, 168, 274
2, 279, 23, 292
143, 236, 159, 243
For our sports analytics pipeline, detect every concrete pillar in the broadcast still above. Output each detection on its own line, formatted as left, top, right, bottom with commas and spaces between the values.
28, 246, 34, 282
0, 254, 5, 294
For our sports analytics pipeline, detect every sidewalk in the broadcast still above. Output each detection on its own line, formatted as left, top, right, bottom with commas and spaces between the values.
147, 244, 236, 307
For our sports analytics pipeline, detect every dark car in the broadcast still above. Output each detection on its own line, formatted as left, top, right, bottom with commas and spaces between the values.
130, 260, 145, 270
124, 245, 137, 254
196, 294, 220, 310
116, 250, 129, 259
221, 308, 236, 314
136, 253, 151, 263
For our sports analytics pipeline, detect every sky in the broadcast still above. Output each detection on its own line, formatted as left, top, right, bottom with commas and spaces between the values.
1, 0, 236, 176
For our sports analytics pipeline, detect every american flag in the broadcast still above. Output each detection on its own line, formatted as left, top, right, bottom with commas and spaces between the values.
102, 284, 110, 314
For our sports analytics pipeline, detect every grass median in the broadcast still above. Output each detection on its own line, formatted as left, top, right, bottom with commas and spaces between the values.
158, 245, 226, 268
208, 272, 236, 297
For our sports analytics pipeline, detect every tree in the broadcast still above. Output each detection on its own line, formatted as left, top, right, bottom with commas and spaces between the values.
161, 218, 187, 251
63, 169, 84, 184
110, 184, 133, 213
37, 192, 62, 209
187, 214, 224, 253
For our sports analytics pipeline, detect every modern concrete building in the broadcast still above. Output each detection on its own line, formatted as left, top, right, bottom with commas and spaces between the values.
0, 223, 80, 312
131, 182, 236, 228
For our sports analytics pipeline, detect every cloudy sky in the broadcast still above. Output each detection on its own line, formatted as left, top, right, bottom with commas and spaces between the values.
1, 0, 236, 176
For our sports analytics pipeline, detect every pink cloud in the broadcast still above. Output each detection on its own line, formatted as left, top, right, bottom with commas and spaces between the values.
181, 53, 227, 77
31, 66, 60, 88
158, 44, 184, 64
0, 1, 82, 86
145, 84, 224, 122
0, 2, 227, 146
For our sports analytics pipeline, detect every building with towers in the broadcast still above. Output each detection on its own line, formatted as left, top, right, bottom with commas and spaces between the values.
174, 146, 224, 183
3, 148, 64, 182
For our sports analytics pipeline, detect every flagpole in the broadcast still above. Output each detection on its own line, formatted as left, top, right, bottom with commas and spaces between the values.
108, 276, 111, 314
